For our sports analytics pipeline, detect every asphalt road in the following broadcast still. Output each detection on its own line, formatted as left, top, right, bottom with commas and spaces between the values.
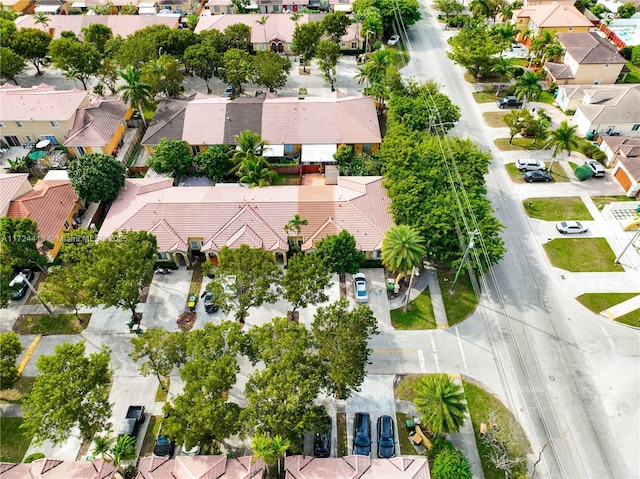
390, 2, 640, 478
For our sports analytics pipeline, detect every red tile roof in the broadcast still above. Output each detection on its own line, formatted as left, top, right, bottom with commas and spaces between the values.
99, 176, 393, 253
136, 455, 265, 479
0, 173, 30, 216
65, 97, 129, 147
284, 455, 431, 479
7, 180, 79, 245
0, 83, 88, 122
0, 458, 116, 479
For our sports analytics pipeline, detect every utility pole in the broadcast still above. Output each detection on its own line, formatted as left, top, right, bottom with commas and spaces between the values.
23, 275, 56, 316
614, 228, 640, 264
450, 230, 478, 294
403, 266, 419, 313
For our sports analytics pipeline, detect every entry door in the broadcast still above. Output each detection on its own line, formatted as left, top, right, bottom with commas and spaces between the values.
3, 136, 20, 147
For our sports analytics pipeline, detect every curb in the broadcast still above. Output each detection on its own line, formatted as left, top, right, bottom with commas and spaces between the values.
17, 334, 41, 375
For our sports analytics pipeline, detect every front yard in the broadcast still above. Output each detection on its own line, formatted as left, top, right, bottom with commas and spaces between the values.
543, 238, 624, 273
522, 197, 593, 221
13, 314, 90, 335
390, 288, 437, 330
504, 162, 568, 183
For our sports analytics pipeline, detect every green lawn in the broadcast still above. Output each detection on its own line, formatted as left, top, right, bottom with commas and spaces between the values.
522, 197, 592, 221
543, 238, 624, 272
336, 412, 348, 457
505, 163, 527, 183
0, 418, 32, 463
155, 379, 169, 402
271, 174, 300, 185
140, 415, 161, 458
396, 413, 419, 455
395, 374, 422, 402
390, 288, 437, 330
622, 62, 640, 84
13, 313, 90, 335
592, 196, 636, 210
439, 269, 477, 326
482, 111, 508, 127
536, 90, 556, 105
576, 292, 639, 313
473, 91, 499, 103
494, 137, 546, 151
549, 161, 570, 182
0, 376, 35, 404
614, 308, 640, 328
463, 379, 530, 479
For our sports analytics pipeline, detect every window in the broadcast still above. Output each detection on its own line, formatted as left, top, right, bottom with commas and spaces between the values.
41, 135, 57, 145
50, 121, 59, 127
213, 5, 219, 11
340, 42, 346, 47
191, 145, 200, 155
64, 220, 70, 230
76, 146, 86, 156
594, 78, 601, 85
632, 124, 640, 131
272, 4, 278, 11
363, 144, 372, 152
0, 122, 5, 128
189, 240, 201, 250
157, 252, 169, 260
284, 144, 294, 153
351, 42, 357, 49
16, 121, 24, 128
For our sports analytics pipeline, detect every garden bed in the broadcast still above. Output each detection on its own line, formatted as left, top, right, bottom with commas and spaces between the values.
13, 313, 90, 335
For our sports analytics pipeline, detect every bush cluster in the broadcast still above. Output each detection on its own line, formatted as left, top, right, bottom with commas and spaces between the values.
575, 164, 594, 181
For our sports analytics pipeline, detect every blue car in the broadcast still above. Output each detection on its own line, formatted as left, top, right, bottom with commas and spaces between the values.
353, 413, 371, 456
377, 415, 395, 458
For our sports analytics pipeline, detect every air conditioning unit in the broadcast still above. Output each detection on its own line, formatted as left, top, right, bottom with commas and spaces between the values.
605, 13, 615, 19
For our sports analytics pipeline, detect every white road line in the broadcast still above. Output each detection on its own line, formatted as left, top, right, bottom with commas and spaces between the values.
430, 332, 440, 372
418, 349, 426, 373
455, 327, 468, 373
599, 322, 617, 353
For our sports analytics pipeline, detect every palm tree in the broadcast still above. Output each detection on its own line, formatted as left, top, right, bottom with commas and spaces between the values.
256, 15, 269, 47
32, 12, 50, 32
111, 435, 136, 467
252, 433, 290, 478
237, 158, 276, 187
528, 30, 553, 68
91, 433, 114, 460
514, 70, 542, 105
351, 11, 365, 53
469, 0, 491, 19
356, 49, 392, 89
284, 214, 308, 250
541, 43, 564, 64
381, 225, 426, 312
491, 57, 516, 96
230, 130, 268, 172
545, 120, 579, 170
117, 66, 153, 127
492, 23, 517, 52
414, 373, 468, 436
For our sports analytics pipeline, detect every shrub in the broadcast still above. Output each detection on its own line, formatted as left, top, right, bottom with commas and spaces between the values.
581, 143, 600, 158
617, 2, 636, 18
632, 46, 640, 67
575, 164, 594, 181
513, 67, 524, 78
590, 3, 608, 17
432, 447, 473, 479
426, 435, 456, 467
620, 46, 634, 60
592, 149, 607, 163
0, 331, 23, 390
24, 452, 45, 463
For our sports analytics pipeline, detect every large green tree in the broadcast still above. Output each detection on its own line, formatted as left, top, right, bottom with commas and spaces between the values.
447, 22, 502, 79
0, 46, 26, 84
12, 28, 51, 75
316, 40, 341, 91
253, 50, 291, 93
195, 145, 234, 181
315, 230, 365, 275
205, 245, 282, 322
142, 54, 182, 98
545, 119, 579, 169
353, 0, 421, 33
312, 299, 378, 399
414, 373, 468, 436
434, 0, 464, 17
184, 43, 222, 94
82, 23, 113, 54
322, 11, 352, 43
114, 24, 171, 69
0, 331, 23, 390
162, 322, 245, 451
147, 138, 193, 178
68, 153, 126, 203
48, 37, 102, 90
281, 252, 332, 314
292, 21, 323, 72
130, 328, 187, 390
222, 48, 254, 93
0, 217, 50, 272
21, 341, 113, 444
0, 18, 17, 47
223, 23, 251, 51
0, 263, 14, 308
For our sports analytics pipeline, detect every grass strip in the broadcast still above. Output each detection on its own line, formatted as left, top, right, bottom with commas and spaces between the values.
543, 238, 624, 272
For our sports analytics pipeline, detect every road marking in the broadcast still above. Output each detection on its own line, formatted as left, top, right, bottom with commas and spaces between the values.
430, 332, 440, 372
455, 327, 468, 373
599, 323, 617, 353
418, 349, 426, 373
17, 334, 41, 375
372, 349, 418, 354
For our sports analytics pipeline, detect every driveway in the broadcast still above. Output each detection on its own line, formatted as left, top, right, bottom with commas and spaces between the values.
143, 269, 192, 331
346, 269, 393, 332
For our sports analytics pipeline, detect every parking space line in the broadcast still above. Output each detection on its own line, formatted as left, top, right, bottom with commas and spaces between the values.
455, 327, 469, 373
372, 349, 418, 354
430, 332, 440, 372
418, 349, 426, 373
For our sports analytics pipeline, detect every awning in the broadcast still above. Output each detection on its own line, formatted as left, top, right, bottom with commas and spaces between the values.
301, 144, 337, 163
332, 4, 352, 11
139, 6, 156, 13
71, 1, 86, 7
263, 145, 285, 157
35, 4, 60, 12
138, 1, 155, 6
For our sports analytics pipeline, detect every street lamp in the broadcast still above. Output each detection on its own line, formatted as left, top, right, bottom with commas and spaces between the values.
158, 46, 164, 58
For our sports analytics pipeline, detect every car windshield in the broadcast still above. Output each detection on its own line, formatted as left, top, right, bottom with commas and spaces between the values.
380, 437, 394, 446
354, 434, 370, 447
157, 436, 169, 445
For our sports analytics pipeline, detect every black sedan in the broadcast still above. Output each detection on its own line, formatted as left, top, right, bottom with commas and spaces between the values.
9, 269, 34, 300
377, 415, 395, 458
202, 291, 218, 313
522, 170, 552, 182
313, 415, 332, 458
153, 425, 175, 458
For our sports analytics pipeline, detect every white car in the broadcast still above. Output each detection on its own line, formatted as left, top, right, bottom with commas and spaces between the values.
353, 273, 368, 303
387, 34, 400, 46
585, 159, 605, 177
515, 159, 546, 171
556, 221, 588, 234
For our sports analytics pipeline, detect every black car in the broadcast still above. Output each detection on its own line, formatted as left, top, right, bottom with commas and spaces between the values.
353, 412, 371, 456
203, 292, 218, 313
223, 85, 236, 99
522, 170, 552, 182
377, 415, 395, 458
9, 269, 34, 300
153, 424, 175, 458
313, 415, 332, 458
496, 96, 523, 109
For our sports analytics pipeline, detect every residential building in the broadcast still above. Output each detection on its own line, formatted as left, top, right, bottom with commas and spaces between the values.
544, 32, 627, 85
0, 457, 116, 479
554, 84, 634, 111
512, 3, 593, 44
7, 179, 84, 258
64, 97, 134, 158
141, 92, 380, 162
14, 14, 179, 39
0, 173, 31, 217
0, 84, 89, 149
98, 175, 393, 266
599, 136, 640, 196
136, 455, 265, 479
34, 0, 72, 14
195, 13, 362, 52
568, 85, 640, 136
1, 0, 31, 13
285, 455, 431, 478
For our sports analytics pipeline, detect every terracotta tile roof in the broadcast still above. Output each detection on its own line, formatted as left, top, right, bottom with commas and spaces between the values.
99, 176, 393, 254
136, 455, 264, 479
284, 455, 431, 479
64, 97, 129, 147
14, 14, 178, 39
556, 32, 626, 64
0, 173, 29, 216
7, 180, 79, 245
514, 4, 592, 28
142, 94, 381, 147
0, 84, 88, 122
0, 458, 116, 479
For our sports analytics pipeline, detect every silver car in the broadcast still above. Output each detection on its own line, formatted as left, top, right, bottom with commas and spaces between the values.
353, 273, 368, 303
556, 221, 587, 234
515, 159, 546, 171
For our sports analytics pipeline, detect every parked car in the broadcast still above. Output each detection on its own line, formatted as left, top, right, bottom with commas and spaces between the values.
353, 273, 368, 303
153, 423, 175, 458
9, 269, 34, 300
118, 405, 145, 437
203, 291, 218, 313
515, 159, 546, 171
556, 221, 587, 234
387, 34, 400, 46
313, 415, 332, 458
353, 412, 371, 456
223, 85, 236, 99
585, 160, 605, 177
181, 443, 201, 456
377, 415, 395, 458
496, 96, 523, 109
522, 170, 552, 182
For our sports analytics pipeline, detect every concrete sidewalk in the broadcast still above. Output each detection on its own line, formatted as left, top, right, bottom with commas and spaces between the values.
601, 294, 640, 320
